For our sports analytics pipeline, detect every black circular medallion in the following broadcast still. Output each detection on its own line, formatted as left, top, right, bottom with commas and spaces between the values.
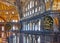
43, 16, 53, 30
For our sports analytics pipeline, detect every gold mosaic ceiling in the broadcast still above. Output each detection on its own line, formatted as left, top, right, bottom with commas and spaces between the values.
0, 0, 19, 22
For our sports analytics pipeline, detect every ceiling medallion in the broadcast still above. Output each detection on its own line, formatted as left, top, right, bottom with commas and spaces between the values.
43, 16, 53, 30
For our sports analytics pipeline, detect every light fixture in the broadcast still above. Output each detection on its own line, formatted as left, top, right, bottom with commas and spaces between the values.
12, 11, 14, 14
6, 12, 8, 14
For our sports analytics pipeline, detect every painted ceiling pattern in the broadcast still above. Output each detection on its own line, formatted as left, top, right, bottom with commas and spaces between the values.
0, 0, 19, 22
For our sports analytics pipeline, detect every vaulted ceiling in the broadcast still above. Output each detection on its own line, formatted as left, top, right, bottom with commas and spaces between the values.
0, 0, 19, 22
0, 0, 30, 22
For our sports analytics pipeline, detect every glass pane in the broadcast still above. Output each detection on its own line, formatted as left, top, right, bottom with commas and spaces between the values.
38, 36, 41, 43
35, 1, 38, 6
35, 8, 38, 12
38, 20, 41, 31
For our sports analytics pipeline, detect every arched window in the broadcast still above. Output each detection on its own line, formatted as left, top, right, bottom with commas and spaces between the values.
26, 7, 28, 11
27, 23, 30, 30
30, 1, 32, 8
35, 20, 39, 31
13, 33, 16, 43
39, 7, 41, 11
28, 4, 30, 9
27, 12, 29, 16
32, 22, 35, 31
30, 1, 34, 8
25, 23, 28, 31
38, 19, 41, 31
38, 36, 41, 43
30, 11, 32, 15
32, 1, 34, 7
35, 8, 38, 12
13, 25, 16, 30
35, 1, 38, 6
2, 26, 4, 31
32, 9, 34, 13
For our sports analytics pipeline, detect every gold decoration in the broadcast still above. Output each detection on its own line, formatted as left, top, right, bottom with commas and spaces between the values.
5, 23, 12, 31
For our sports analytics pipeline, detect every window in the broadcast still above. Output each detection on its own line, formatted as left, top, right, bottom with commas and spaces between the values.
13, 25, 16, 30
28, 35, 31, 43
30, 1, 32, 8
30, 1, 34, 8
39, 7, 41, 11
32, 1, 34, 7
30, 22, 33, 30
30, 11, 32, 15
27, 36, 29, 43
23, 35, 26, 43
35, 22, 38, 31
26, 12, 28, 16
27, 23, 30, 30
17, 35, 20, 43
2, 32, 4, 37
2, 26, 4, 31
28, 4, 30, 9
12, 25, 18, 31
35, 1, 38, 6
16, 20, 18, 22
23, 14, 26, 17
40, 6, 44, 13
35, 8, 38, 12
38, 36, 41, 43
25, 14, 26, 17
32, 9, 34, 13
23, 24, 25, 30
26, 7, 28, 11
13, 33, 15, 36
25, 13, 27, 16
38, 20, 41, 31
32, 23, 35, 31
13, 33, 16, 43
28, 12, 29, 16
16, 26, 18, 30
25, 24, 28, 31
